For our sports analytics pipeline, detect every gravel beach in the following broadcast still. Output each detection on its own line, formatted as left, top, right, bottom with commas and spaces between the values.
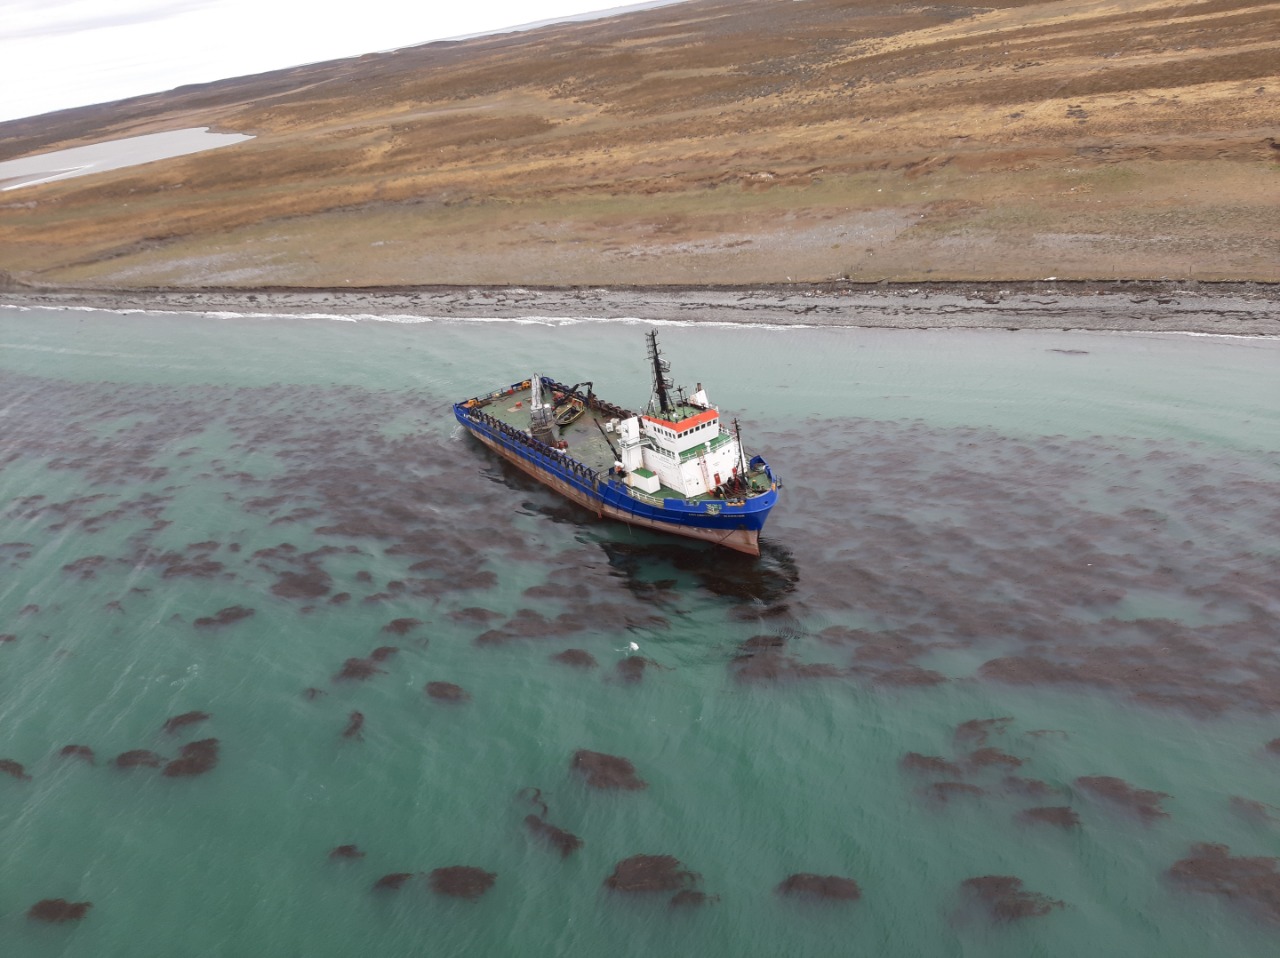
4, 281, 1279, 336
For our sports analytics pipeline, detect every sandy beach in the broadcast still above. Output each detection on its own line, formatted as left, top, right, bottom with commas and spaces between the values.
4, 281, 1279, 337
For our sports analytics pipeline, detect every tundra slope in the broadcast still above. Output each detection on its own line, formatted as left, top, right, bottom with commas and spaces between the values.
0, 0, 1276, 287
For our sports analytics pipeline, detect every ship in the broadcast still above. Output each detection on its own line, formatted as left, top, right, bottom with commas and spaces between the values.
453, 330, 781, 555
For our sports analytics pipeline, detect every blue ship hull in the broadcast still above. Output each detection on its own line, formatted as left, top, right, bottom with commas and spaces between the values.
454, 400, 778, 555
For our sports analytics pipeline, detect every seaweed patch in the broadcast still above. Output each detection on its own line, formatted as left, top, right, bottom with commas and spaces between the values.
572, 750, 647, 790
1017, 806, 1081, 828
425, 682, 470, 703
115, 750, 164, 769
334, 657, 385, 682
193, 606, 254, 628
59, 745, 96, 764
1076, 775, 1170, 821
373, 872, 416, 891
961, 875, 1064, 921
429, 866, 496, 900
776, 873, 861, 902
1168, 843, 1280, 923
0, 758, 32, 780
28, 899, 92, 922
382, 618, 421, 635
552, 648, 598, 668
967, 747, 1024, 770
604, 855, 697, 893
342, 711, 365, 740
524, 815, 583, 857
163, 710, 211, 734
900, 753, 965, 777
162, 738, 219, 777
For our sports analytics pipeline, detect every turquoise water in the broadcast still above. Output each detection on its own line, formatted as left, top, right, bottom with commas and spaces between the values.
1, 308, 1278, 956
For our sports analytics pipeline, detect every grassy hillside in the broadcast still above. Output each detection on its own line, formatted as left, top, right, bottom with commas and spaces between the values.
1, 0, 1276, 286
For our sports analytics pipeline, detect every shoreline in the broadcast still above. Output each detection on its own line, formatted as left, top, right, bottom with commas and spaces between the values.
3, 281, 1279, 337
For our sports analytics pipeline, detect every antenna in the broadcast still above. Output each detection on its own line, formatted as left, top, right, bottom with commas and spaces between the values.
646, 330, 674, 416
733, 417, 749, 484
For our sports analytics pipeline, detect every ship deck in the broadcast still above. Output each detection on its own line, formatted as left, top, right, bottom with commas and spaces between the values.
464, 382, 767, 503
477, 384, 620, 473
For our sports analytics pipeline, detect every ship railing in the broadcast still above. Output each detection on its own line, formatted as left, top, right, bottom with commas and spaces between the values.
465, 406, 603, 488
460, 379, 532, 409
678, 432, 733, 463
619, 485, 758, 510
625, 488, 667, 507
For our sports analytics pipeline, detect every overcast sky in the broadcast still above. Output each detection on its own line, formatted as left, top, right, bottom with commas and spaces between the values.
0, 0, 689, 123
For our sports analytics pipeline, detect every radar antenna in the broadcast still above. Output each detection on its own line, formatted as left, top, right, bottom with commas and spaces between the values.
646, 330, 674, 416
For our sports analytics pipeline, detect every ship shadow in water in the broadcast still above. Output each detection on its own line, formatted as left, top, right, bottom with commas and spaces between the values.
599, 538, 800, 619
481, 451, 800, 615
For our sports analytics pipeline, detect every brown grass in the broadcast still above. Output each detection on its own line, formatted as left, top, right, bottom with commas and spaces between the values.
0, 0, 1276, 286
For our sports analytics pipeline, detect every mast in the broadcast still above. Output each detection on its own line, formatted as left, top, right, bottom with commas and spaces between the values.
646, 330, 674, 417
733, 417, 749, 486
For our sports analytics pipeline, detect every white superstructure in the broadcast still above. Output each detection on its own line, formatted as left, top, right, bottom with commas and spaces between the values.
614, 331, 747, 499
